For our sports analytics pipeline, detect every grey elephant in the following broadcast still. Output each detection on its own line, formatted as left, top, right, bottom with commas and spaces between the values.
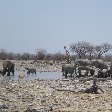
62, 64, 76, 78
98, 68, 112, 78
77, 66, 90, 77
3, 60, 15, 76
25, 67, 36, 75
107, 63, 112, 78
91, 60, 107, 70
75, 59, 91, 67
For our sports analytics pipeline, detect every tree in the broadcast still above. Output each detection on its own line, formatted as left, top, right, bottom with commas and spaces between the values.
70, 41, 91, 59
7, 52, 16, 60
52, 52, 64, 61
35, 49, 46, 60
64, 46, 71, 63
45, 53, 52, 60
86, 44, 94, 60
0, 49, 7, 60
21, 52, 30, 60
94, 43, 112, 59
16, 53, 21, 60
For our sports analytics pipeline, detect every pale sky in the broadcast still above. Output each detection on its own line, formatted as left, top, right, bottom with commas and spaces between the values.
0, 0, 112, 54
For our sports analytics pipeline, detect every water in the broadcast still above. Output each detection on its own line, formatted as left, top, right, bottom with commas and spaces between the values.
0, 70, 63, 81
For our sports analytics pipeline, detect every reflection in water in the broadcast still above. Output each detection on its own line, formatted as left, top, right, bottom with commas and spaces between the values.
0, 70, 62, 81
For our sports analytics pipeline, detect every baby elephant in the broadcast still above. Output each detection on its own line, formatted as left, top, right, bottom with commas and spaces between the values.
25, 67, 36, 75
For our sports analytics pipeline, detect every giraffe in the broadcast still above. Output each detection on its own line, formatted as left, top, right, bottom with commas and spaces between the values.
64, 46, 71, 63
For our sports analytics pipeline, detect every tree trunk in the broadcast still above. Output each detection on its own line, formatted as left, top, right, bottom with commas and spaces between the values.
97, 54, 101, 59
89, 53, 92, 61
78, 54, 82, 59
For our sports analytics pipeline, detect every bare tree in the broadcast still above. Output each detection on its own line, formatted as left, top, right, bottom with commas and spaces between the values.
52, 52, 64, 61
86, 44, 94, 60
7, 52, 16, 60
70, 41, 91, 59
64, 46, 71, 63
94, 43, 112, 59
0, 49, 7, 60
16, 53, 21, 60
35, 49, 46, 60
21, 52, 30, 60
44, 53, 52, 60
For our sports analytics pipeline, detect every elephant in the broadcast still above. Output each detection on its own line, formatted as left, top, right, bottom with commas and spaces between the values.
3, 60, 15, 76
75, 59, 91, 67
77, 66, 90, 77
98, 68, 112, 78
62, 64, 76, 78
91, 60, 108, 70
25, 67, 36, 75
107, 63, 112, 78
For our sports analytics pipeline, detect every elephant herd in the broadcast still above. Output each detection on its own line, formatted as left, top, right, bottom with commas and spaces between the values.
62, 59, 112, 79
1, 59, 112, 79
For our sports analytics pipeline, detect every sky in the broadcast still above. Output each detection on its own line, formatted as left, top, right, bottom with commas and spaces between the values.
0, 0, 112, 54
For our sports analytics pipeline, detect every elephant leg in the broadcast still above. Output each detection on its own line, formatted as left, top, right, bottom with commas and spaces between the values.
103, 73, 106, 78
7, 72, 10, 76
85, 71, 89, 77
111, 74, 112, 78
78, 70, 82, 77
70, 74, 73, 78
28, 71, 31, 75
107, 71, 110, 78
3, 70, 6, 76
108, 71, 112, 78
27, 71, 30, 74
104, 72, 108, 78
98, 71, 102, 78
12, 70, 14, 75
62, 72, 65, 76
65, 70, 68, 78
65, 74, 67, 78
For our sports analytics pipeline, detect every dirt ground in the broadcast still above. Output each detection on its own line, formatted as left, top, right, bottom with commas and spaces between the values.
0, 60, 112, 112
0, 78, 112, 112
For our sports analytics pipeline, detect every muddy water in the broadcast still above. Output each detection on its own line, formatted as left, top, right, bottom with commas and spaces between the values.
0, 70, 62, 81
